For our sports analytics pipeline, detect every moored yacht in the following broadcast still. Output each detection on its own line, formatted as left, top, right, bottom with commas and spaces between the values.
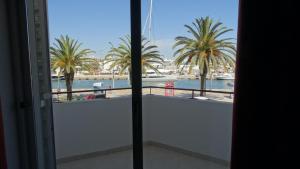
215, 73, 235, 80
142, 70, 177, 82
51, 74, 65, 80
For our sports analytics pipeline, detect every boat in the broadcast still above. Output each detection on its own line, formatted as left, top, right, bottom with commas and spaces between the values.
215, 73, 235, 80
51, 74, 65, 80
142, 70, 177, 82
141, 0, 178, 84
142, 75, 177, 82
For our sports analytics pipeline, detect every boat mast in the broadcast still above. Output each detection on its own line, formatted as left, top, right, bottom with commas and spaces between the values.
148, 0, 153, 41
143, 0, 153, 41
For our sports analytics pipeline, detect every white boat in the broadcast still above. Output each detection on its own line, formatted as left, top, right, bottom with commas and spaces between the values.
51, 74, 64, 80
215, 73, 235, 80
141, 0, 177, 84
93, 82, 103, 88
142, 70, 177, 82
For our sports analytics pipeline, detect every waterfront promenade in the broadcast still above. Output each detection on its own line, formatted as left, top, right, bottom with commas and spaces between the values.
52, 88, 233, 102
73, 74, 201, 80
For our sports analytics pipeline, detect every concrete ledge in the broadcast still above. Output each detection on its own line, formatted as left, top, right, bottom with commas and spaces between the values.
147, 141, 230, 167
56, 144, 133, 164
57, 141, 229, 167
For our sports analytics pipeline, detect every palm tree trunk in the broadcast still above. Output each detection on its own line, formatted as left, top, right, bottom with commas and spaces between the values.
200, 75, 207, 96
200, 66, 208, 96
64, 71, 74, 101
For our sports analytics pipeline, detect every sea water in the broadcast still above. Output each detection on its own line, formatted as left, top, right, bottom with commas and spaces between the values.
51, 79, 234, 90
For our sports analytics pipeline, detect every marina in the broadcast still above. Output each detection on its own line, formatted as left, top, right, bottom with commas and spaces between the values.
51, 79, 235, 91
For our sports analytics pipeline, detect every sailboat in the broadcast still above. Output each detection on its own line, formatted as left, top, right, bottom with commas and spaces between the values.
142, 0, 177, 84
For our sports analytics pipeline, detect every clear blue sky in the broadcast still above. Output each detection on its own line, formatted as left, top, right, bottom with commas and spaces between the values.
48, 0, 239, 58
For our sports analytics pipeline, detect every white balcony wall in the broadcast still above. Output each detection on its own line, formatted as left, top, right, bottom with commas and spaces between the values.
53, 95, 232, 162
145, 96, 233, 161
53, 97, 133, 159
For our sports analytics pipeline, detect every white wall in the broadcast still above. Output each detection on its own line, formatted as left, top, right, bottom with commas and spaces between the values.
53, 97, 133, 159
145, 96, 233, 161
53, 95, 232, 161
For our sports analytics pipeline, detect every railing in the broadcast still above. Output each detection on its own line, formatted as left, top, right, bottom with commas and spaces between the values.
52, 86, 234, 103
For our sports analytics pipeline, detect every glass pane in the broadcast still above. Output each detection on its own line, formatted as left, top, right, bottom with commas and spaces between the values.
48, 1, 133, 169
142, 0, 238, 169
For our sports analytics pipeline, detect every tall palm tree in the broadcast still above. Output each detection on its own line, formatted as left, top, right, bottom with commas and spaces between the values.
105, 35, 164, 85
50, 35, 94, 100
173, 17, 236, 96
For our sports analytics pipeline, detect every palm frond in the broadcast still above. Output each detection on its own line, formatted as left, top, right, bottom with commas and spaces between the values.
105, 36, 164, 76
173, 16, 236, 77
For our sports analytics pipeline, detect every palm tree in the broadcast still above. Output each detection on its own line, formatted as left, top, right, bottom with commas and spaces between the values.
50, 35, 94, 100
105, 35, 164, 85
173, 17, 236, 96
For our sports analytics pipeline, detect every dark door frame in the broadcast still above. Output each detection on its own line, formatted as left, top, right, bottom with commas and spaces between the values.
130, 0, 143, 169
0, 100, 7, 169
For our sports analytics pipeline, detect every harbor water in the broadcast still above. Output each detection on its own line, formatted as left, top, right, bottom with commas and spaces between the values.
51, 79, 234, 91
